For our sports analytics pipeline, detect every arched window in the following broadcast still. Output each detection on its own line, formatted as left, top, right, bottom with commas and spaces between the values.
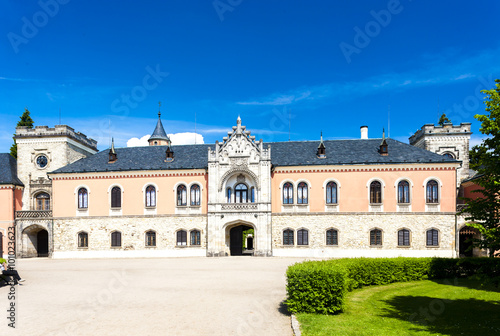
426, 229, 439, 246
35, 192, 50, 210
145, 185, 156, 207
297, 182, 308, 204
234, 183, 248, 203
326, 229, 338, 246
111, 187, 121, 208
283, 182, 293, 204
370, 181, 382, 204
145, 230, 156, 247
283, 229, 294, 245
111, 231, 121, 247
397, 180, 410, 204
443, 153, 455, 159
326, 181, 337, 204
398, 229, 410, 246
426, 180, 439, 203
370, 229, 382, 246
177, 185, 187, 206
177, 230, 187, 246
78, 188, 88, 209
250, 187, 255, 203
78, 232, 88, 248
190, 184, 201, 206
297, 229, 309, 245
227, 187, 232, 203
190, 230, 201, 246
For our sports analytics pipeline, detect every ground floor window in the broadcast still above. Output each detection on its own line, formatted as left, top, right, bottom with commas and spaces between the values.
398, 229, 410, 246
111, 231, 121, 247
370, 229, 382, 246
78, 232, 88, 248
146, 230, 156, 247
426, 229, 439, 246
297, 229, 309, 245
177, 230, 187, 246
326, 229, 338, 246
283, 229, 294, 245
190, 230, 201, 246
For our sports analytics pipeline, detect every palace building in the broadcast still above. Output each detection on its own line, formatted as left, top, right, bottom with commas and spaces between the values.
0, 112, 479, 259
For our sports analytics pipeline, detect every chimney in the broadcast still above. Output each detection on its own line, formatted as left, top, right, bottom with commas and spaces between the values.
360, 126, 368, 139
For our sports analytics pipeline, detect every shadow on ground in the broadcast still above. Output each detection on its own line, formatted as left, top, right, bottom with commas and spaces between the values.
278, 300, 290, 316
380, 295, 500, 335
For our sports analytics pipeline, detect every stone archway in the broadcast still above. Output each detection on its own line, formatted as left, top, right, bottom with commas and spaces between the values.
459, 226, 479, 257
21, 225, 49, 258
225, 222, 255, 256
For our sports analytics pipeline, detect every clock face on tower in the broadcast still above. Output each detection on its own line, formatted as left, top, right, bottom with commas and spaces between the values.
36, 155, 48, 168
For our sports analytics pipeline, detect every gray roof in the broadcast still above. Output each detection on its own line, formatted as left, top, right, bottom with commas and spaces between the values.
49, 138, 458, 175
0, 153, 24, 186
270, 138, 458, 166
148, 117, 170, 142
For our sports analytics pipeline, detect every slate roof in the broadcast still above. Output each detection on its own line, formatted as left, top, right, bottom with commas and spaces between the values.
0, 153, 24, 186
148, 117, 170, 142
49, 138, 458, 174
270, 138, 458, 166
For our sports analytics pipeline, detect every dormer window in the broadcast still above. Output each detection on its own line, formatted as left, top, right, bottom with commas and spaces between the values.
317, 132, 326, 158
379, 129, 388, 156
166, 146, 174, 162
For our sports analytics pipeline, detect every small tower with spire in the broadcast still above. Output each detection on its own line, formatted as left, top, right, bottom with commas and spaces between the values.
379, 128, 388, 156
109, 138, 117, 163
148, 102, 171, 146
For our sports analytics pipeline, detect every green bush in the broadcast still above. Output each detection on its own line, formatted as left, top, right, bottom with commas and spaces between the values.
285, 257, 500, 315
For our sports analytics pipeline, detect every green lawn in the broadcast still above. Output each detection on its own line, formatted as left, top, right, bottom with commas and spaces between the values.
296, 279, 500, 336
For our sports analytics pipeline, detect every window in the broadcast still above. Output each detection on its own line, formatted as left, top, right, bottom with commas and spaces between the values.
426, 229, 439, 246
443, 153, 455, 159
111, 231, 121, 247
297, 229, 309, 245
177, 185, 187, 206
370, 229, 382, 246
190, 184, 200, 206
398, 229, 410, 246
326, 181, 337, 204
145, 185, 156, 207
326, 229, 338, 245
235, 183, 248, 203
78, 232, 88, 248
78, 188, 88, 209
250, 187, 255, 203
370, 181, 382, 204
111, 186, 121, 208
283, 182, 294, 204
177, 230, 187, 246
426, 180, 439, 203
145, 230, 156, 247
227, 187, 232, 203
397, 180, 410, 204
297, 182, 308, 204
35, 192, 50, 210
283, 229, 294, 245
190, 230, 201, 246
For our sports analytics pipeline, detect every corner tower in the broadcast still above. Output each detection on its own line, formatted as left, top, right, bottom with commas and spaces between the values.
148, 106, 171, 146
409, 122, 472, 187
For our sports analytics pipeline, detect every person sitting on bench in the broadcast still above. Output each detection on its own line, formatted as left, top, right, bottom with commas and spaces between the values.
0, 258, 24, 285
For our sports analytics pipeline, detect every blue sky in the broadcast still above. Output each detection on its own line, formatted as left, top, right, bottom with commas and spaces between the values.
1, 0, 499, 151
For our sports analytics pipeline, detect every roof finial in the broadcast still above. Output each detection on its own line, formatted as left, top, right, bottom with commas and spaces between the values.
158, 101, 162, 118
110, 137, 116, 154
320, 130, 323, 142
237, 115, 241, 124
382, 128, 386, 139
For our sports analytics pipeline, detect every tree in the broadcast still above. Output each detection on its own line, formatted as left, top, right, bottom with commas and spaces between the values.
438, 113, 451, 126
10, 107, 34, 159
460, 79, 500, 257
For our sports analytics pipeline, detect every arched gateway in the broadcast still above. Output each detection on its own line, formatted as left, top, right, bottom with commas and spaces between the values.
21, 224, 50, 258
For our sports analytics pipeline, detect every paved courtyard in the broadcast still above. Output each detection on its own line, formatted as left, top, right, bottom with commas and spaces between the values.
0, 257, 309, 336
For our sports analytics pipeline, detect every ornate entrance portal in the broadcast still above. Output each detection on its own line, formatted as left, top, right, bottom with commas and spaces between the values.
229, 225, 253, 256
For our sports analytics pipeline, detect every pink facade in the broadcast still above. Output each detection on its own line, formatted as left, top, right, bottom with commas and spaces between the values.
0, 186, 23, 257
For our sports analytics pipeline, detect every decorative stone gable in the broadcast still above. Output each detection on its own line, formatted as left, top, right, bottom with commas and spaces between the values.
207, 117, 272, 257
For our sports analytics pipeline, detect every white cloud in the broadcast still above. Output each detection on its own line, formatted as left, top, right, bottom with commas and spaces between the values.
126, 132, 204, 147
469, 134, 489, 148
127, 135, 150, 147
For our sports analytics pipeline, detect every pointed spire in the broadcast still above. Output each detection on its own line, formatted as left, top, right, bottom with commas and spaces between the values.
149, 103, 171, 146
380, 128, 388, 156
108, 138, 117, 162
317, 131, 326, 158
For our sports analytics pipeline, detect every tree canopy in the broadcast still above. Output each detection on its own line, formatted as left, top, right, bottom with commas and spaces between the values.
438, 113, 451, 126
10, 107, 34, 159
460, 79, 500, 257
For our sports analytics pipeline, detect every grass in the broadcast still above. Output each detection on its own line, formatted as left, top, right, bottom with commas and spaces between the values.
296, 279, 500, 336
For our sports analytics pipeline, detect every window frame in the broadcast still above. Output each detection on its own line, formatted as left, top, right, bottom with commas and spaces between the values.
111, 231, 122, 247
77, 188, 88, 209
234, 183, 249, 203
145, 230, 156, 247
426, 180, 439, 204
297, 229, 309, 246
397, 180, 410, 204
283, 229, 294, 245
190, 230, 201, 246
426, 229, 439, 247
77, 231, 88, 248
325, 181, 338, 204
397, 229, 410, 247
369, 181, 382, 204
176, 230, 187, 246
370, 228, 383, 246
177, 185, 187, 206
145, 185, 156, 208
110, 186, 122, 209
282, 182, 294, 204
35, 192, 51, 211
190, 184, 201, 206
326, 228, 338, 246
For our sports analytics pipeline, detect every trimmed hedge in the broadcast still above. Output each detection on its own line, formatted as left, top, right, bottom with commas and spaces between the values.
286, 257, 500, 315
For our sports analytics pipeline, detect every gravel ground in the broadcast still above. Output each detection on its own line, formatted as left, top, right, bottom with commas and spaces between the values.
0, 257, 308, 336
